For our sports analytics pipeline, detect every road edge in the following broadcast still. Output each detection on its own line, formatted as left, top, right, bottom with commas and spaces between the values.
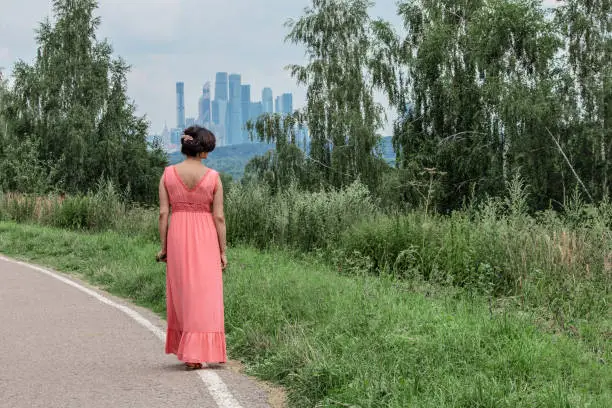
0, 254, 286, 408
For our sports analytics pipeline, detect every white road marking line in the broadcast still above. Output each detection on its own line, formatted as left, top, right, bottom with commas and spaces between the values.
198, 371, 244, 408
0, 256, 244, 408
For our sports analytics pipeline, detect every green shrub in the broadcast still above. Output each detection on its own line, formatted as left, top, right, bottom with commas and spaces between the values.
48, 180, 125, 231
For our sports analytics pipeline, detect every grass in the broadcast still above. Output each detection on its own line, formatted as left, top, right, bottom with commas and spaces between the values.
335, 210, 611, 325
0, 221, 609, 407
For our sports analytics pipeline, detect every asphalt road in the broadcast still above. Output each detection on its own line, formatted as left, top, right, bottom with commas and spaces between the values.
0, 256, 276, 408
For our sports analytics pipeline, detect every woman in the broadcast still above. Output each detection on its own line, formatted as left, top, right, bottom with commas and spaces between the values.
157, 125, 228, 370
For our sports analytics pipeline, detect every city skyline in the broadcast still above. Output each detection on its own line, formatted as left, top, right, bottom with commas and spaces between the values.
161, 74, 294, 148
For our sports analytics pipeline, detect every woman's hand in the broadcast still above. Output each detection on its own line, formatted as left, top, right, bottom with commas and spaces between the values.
156, 249, 167, 263
220, 252, 228, 270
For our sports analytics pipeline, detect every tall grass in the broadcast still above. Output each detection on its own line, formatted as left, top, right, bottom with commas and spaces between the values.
225, 181, 376, 251
0, 180, 157, 238
336, 210, 610, 321
1, 178, 609, 332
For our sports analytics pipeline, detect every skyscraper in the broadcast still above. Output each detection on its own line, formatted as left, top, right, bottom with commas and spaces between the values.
212, 101, 219, 125
247, 101, 263, 142
161, 123, 170, 146
241, 84, 251, 143
198, 82, 212, 126
214, 72, 228, 102
176, 82, 185, 129
213, 73, 229, 144
170, 128, 182, 145
228, 74, 242, 145
210, 102, 228, 146
281, 93, 293, 115
250, 101, 263, 123
275, 96, 281, 114
262, 87, 273, 114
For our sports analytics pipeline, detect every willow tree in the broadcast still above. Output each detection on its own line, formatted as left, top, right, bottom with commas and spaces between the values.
245, 113, 309, 192
3, 0, 165, 201
556, 0, 611, 201
373, 0, 562, 209
471, 0, 563, 208
248, 0, 386, 191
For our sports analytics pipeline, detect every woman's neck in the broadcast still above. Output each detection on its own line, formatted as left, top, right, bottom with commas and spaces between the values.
184, 156, 202, 163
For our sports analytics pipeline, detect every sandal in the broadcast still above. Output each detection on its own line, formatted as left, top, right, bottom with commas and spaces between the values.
185, 363, 203, 371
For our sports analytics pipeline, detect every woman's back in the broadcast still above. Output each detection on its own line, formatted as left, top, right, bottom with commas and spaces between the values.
173, 162, 210, 190
163, 163, 217, 212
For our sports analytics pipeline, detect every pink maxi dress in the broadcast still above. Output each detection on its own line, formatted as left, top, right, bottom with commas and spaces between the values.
163, 165, 227, 364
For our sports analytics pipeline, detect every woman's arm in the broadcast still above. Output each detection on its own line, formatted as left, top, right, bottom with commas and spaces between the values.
158, 174, 170, 259
212, 176, 227, 269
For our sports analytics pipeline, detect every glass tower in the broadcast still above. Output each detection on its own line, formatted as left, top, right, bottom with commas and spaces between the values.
176, 82, 185, 129
281, 93, 293, 115
241, 84, 251, 143
214, 72, 228, 102
212, 73, 229, 145
262, 87, 273, 114
250, 102, 263, 123
228, 74, 242, 145
198, 82, 211, 126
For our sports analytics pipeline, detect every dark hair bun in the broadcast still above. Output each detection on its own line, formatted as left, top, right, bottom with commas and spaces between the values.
181, 126, 216, 157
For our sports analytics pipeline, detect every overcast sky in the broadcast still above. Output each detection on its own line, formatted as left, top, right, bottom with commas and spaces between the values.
1, 0, 558, 135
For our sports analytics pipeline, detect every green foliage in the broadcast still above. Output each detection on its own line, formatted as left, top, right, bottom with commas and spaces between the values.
0, 0, 166, 202
3, 180, 608, 327
0, 193, 39, 223
248, 0, 386, 192
374, 0, 568, 209
336, 209, 610, 322
555, 0, 612, 200
244, 139, 310, 193
243, 0, 609, 211
226, 249, 610, 408
50, 179, 125, 230
0, 137, 57, 193
0, 180, 127, 231
225, 180, 376, 251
